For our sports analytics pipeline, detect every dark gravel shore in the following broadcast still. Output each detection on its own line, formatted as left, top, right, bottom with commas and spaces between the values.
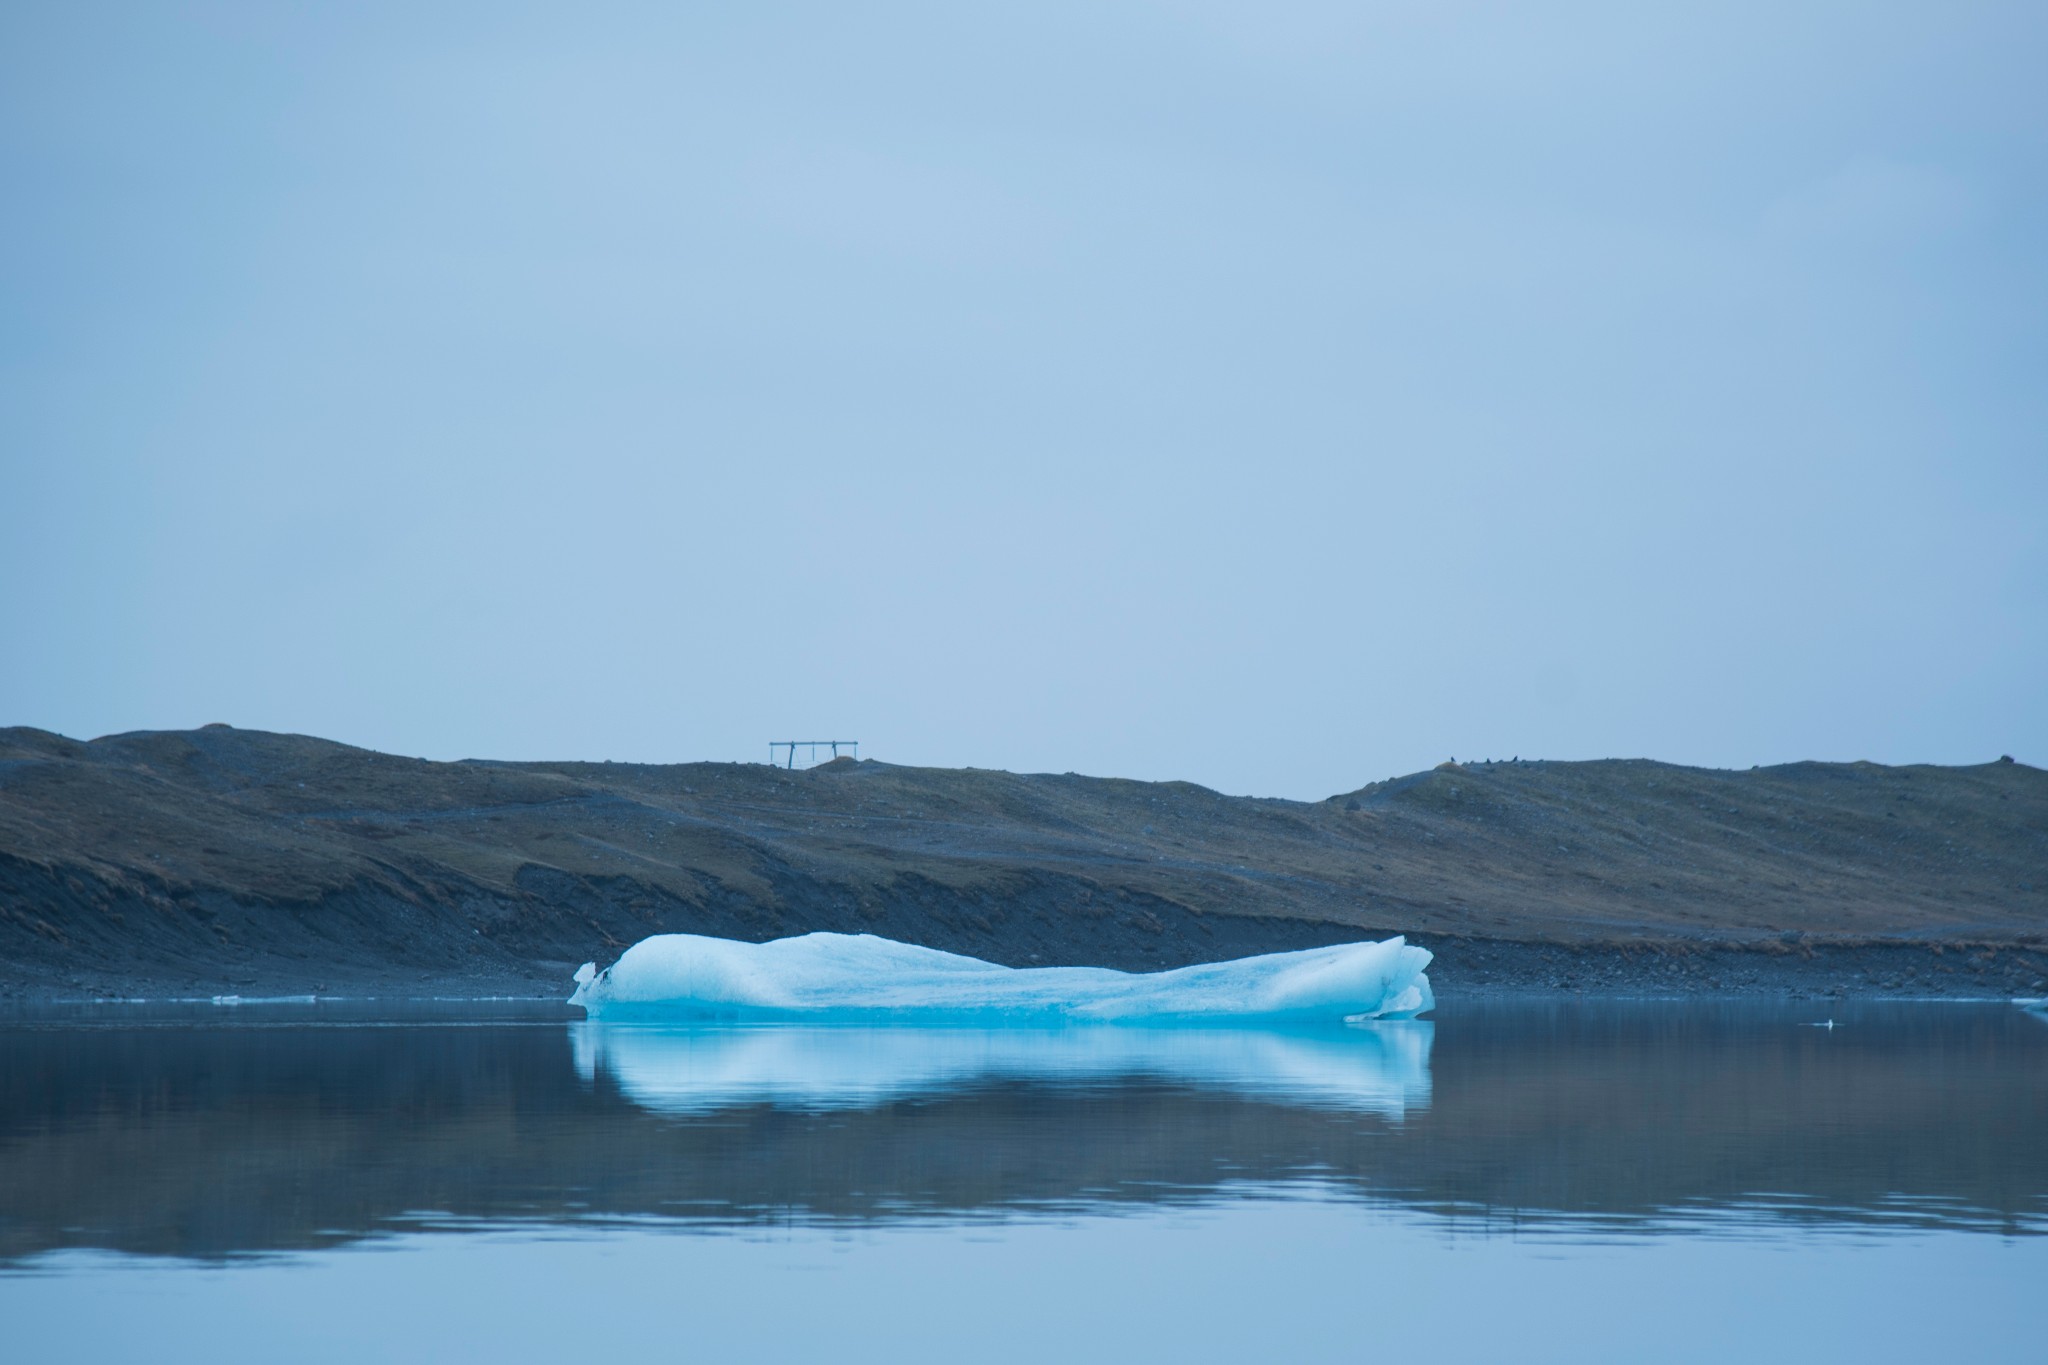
4, 725, 2043, 1003
7, 937, 2042, 1007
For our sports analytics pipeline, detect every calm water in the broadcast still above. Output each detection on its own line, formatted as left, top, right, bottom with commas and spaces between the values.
2, 1000, 2044, 1362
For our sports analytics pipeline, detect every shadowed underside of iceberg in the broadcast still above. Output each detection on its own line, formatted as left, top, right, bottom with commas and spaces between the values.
569, 931, 1433, 1023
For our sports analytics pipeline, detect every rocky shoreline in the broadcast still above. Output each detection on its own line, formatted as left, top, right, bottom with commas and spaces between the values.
6, 935, 2044, 1007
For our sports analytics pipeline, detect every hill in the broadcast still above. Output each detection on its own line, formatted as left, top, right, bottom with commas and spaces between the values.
2, 726, 2043, 999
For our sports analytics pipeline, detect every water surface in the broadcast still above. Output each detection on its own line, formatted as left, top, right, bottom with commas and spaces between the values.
3, 1000, 2042, 1360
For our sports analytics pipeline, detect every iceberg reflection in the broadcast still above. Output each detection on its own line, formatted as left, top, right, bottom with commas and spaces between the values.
572, 1022, 1434, 1118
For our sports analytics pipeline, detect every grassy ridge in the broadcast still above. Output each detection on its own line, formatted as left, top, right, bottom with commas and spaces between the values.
1, 725, 2044, 996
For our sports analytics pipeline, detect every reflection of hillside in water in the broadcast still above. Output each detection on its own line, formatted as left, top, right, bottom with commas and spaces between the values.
573, 1023, 1433, 1117
1, 1003, 2043, 1263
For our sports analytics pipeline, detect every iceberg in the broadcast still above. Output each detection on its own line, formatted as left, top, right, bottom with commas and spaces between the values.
571, 1020, 1434, 1117
568, 931, 1433, 1024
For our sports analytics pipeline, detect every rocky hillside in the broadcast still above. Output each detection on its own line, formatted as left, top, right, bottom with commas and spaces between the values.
1, 725, 2043, 997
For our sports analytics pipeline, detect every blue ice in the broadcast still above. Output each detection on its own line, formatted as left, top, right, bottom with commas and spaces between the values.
568, 931, 1433, 1024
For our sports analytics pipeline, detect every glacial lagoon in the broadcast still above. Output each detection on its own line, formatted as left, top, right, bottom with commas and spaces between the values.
2, 1000, 2043, 1361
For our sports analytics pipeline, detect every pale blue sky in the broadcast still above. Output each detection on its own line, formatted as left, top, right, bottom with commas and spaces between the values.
3, 2, 2043, 797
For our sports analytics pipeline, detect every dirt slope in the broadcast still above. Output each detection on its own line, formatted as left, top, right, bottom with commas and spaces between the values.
1, 725, 2043, 997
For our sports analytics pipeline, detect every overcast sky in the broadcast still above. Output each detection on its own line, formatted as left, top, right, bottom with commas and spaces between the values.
3, 2, 2043, 798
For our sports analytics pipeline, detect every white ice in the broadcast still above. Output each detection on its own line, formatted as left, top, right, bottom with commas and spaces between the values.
568, 931, 1433, 1024
571, 1020, 1434, 1117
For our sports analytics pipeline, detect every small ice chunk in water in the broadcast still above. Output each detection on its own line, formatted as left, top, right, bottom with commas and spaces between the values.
568, 931, 1433, 1023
